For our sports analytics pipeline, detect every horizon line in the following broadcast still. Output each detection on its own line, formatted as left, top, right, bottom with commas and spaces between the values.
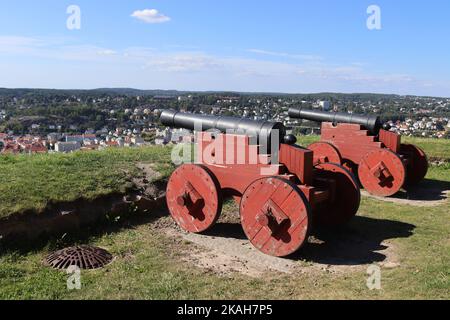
1, 87, 449, 99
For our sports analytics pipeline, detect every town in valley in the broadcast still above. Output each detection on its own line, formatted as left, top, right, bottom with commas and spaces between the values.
0, 88, 449, 155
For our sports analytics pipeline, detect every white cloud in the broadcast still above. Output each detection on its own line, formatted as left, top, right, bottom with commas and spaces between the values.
0, 36, 44, 47
0, 34, 447, 96
0, 37, 120, 62
144, 53, 223, 72
0, 36, 47, 55
97, 49, 117, 56
247, 49, 322, 61
131, 9, 171, 24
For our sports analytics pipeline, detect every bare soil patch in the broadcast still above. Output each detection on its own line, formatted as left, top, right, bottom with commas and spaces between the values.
133, 163, 165, 199
160, 203, 411, 278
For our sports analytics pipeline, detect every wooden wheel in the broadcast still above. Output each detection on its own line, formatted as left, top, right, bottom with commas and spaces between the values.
342, 159, 358, 175
166, 164, 222, 233
240, 177, 311, 257
358, 149, 406, 197
313, 163, 361, 226
400, 144, 429, 186
308, 142, 342, 165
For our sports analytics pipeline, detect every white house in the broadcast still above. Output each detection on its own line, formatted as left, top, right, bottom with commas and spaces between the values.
319, 101, 331, 111
55, 141, 81, 153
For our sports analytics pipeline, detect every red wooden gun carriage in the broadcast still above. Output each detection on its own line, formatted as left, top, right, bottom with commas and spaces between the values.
288, 108, 428, 197
160, 110, 361, 257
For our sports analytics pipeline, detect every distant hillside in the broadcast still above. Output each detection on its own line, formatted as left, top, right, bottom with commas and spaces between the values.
0, 87, 445, 100
0, 88, 187, 98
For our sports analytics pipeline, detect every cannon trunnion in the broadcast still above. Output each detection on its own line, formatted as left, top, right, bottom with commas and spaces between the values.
161, 110, 361, 257
288, 107, 429, 197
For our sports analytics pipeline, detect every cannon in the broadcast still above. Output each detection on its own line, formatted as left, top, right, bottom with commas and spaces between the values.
160, 110, 361, 257
288, 108, 429, 197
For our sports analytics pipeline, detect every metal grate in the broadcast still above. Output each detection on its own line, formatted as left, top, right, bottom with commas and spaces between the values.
46, 245, 113, 270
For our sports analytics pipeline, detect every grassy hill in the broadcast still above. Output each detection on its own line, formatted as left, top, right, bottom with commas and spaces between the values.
1, 136, 446, 219
0, 147, 174, 218
0, 137, 449, 299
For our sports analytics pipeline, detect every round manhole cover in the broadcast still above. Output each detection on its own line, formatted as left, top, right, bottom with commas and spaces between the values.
46, 245, 113, 270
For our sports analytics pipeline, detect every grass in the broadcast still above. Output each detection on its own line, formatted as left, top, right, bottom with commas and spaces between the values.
402, 136, 450, 160
295, 135, 320, 148
0, 146, 174, 218
0, 138, 449, 299
0, 170, 448, 299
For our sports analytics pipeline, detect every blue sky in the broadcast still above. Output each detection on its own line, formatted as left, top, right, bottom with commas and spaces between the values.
0, 0, 449, 96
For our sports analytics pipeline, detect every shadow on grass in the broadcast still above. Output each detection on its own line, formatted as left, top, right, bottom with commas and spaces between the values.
0, 206, 169, 258
201, 216, 415, 266
296, 216, 415, 265
398, 178, 450, 202
1, 202, 415, 268
203, 222, 248, 241
0, 177, 170, 258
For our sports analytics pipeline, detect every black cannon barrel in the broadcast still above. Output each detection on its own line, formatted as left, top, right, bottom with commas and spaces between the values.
288, 107, 382, 134
160, 110, 286, 151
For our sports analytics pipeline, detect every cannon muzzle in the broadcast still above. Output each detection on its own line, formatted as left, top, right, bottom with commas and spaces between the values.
160, 110, 287, 152
288, 107, 382, 134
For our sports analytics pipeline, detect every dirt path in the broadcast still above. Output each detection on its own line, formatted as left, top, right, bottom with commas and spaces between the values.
136, 164, 440, 276
165, 228, 297, 277
361, 182, 449, 207
159, 205, 406, 278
